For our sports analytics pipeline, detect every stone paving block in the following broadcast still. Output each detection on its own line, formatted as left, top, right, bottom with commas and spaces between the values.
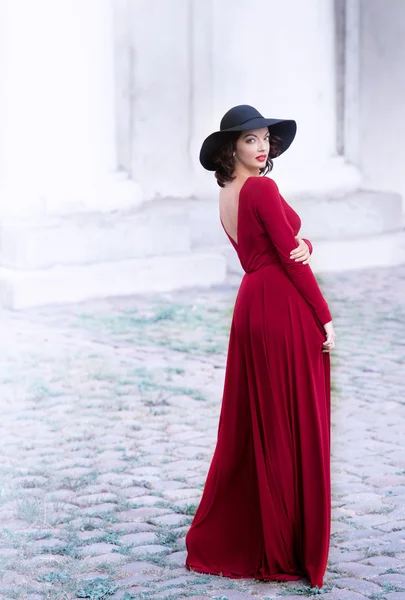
384, 594, 405, 600
163, 488, 203, 501
208, 590, 259, 599
165, 550, 187, 566
80, 571, 110, 581
338, 492, 383, 504
332, 483, 374, 496
152, 480, 191, 491
376, 574, 405, 588
368, 475, 405, 487
334, 538, 387, 552
172, 525, 190, 534
345, 527, 386, 540
117, 507, 168, 521
322, 591, 367, 600
31, 538, 65, 550
57, 467, 90, 478
129, 494, 162, 506
79, 542, 117, 557
118, 560, 164, 576
151, 588, 189, 599
23, 554, 70, 568
14, 475, 49, 487
84, 552, 125, 567
150, 512, 188, 527
0, 519, 29, 531
74, 492, 118, 506
0, 572, 23, 585
110, 522, 158, 534
186, 474, 205, 485
176, 536, 187, 549
119, 485, 157, 498
79, 483, 116, 495
384, 528, 405, 543
116, 572, 157, 586
350, 513, 392, 528
385, 507, 405, 521
360, 555, 404, 568
77, 530, 102, 541
334, 561, 383, 578
112, 588, 149, 599
246, 581, 280, 596
328, 550, 365, 566
0, 549, 19, 558
173, 499, 200, 513
130, 544, 169, 557
332, 577, 383, 594
331, 521, 353, 534
382, 486, 405, 497
44, 489, 76, 501
98, 473, 140, 487
377, 520, 405, 532
173, 445, 211, 457
267, 597, 308, 600
80, 502, 118, 516
119, 531, 158, 546
129, 462, 162, 473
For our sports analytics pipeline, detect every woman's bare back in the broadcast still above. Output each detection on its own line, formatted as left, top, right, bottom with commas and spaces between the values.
218, 181, 246, 246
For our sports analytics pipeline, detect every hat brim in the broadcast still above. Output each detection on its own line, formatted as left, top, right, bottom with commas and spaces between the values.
199, 118, 297, 171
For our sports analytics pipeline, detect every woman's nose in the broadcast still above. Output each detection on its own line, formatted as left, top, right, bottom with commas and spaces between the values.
259, 140, 268, 152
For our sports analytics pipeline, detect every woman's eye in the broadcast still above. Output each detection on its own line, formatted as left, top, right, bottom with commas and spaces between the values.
246, 137, 270, 143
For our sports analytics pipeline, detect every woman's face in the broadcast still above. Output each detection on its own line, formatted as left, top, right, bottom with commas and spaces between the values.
234, 127, 270, 172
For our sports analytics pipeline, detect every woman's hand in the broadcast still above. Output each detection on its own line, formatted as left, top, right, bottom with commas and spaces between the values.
290, 236, 310, 265
322, 321, 336, 353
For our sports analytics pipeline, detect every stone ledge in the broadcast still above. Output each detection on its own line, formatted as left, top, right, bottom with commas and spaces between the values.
310, 229, 405, 272
216, 228, 405, 275
0, 252, 227, 309
293, 189, 403, 238
0, 199, 190, 269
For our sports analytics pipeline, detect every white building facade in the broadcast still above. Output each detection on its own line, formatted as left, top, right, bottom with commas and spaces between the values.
0, 0, 403, 308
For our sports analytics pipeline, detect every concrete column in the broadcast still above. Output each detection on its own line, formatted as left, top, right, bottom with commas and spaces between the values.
359, 0, 405, 214
0, 0, 226, 308
127, 0, 193, 199
0, 0, 141, 215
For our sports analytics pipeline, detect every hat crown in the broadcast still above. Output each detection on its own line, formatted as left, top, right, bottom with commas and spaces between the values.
220, 105, 264, 131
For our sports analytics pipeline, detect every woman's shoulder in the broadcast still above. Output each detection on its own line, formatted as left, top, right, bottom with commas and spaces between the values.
245, 175, 280, 195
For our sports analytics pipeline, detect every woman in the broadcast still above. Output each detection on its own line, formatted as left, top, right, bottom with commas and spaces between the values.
185, 105, 335, 589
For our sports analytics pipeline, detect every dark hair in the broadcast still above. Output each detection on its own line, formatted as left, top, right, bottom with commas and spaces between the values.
212, 130, 285, 188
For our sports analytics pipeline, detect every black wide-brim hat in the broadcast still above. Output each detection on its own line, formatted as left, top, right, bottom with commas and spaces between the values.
199, 104, 297, 171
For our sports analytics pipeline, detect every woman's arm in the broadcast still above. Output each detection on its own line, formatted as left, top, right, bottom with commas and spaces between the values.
251, 177, 332, 326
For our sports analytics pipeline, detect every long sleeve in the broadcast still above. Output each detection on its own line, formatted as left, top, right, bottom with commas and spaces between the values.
252, 177, 332, 326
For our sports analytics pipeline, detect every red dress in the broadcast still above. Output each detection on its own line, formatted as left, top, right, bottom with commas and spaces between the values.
185, 176, 332, 588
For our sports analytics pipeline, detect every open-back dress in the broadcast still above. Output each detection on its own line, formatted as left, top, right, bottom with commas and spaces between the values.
185, 175, 332, 588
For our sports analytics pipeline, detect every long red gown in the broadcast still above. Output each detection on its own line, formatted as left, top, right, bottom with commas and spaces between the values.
185, 176, 332, 588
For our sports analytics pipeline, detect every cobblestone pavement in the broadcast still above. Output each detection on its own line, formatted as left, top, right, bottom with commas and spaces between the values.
0, 264, 404, 600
